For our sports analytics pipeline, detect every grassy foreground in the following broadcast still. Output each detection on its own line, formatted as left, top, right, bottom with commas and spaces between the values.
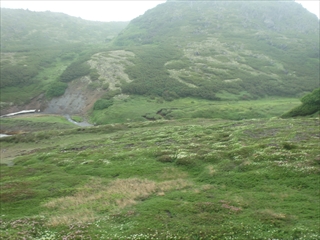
0, 116, 319, 239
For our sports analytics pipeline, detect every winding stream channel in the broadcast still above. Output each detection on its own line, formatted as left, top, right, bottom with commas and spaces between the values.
64, 114, 93, 127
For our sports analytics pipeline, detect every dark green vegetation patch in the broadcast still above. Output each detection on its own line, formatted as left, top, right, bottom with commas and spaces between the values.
282, 88, 320, 118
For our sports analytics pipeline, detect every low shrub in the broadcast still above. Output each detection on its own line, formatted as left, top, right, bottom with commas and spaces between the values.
175, 157, 196, 166
59, 61, 90, 83
93, 99, 114, 110
157, 155, 175, 163
46, 81, 68, 98
102, 89, 121, 99
282, 88, 320, 117
89, 69, 100, 81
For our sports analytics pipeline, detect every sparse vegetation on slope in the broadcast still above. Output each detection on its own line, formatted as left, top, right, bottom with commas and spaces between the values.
114, 0, 319, 99
120, 45, 221, 101
0, 9, 128, 112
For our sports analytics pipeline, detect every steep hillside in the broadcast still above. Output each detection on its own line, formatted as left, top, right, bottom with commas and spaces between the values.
1, 2, 319, 119
0, 9, 128, 114
114, 0, 319, 99
43, 50, 135, 115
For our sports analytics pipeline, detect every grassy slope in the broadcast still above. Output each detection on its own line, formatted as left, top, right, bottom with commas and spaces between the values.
0, 116, 319, 239
90, 96, 300, 124
0, 115, 76, 133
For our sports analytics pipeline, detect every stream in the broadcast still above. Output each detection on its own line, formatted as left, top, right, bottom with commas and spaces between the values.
0, 134, 11, 138
64, 114, 93, 127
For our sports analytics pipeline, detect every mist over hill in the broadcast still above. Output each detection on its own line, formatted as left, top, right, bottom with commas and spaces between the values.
1, 8, 128, 51
114, 0, 319, 100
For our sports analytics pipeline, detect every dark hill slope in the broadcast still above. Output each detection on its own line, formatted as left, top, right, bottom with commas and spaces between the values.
114, 0, 319, 99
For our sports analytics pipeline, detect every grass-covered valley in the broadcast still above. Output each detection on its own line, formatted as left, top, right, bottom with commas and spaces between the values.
0, 92, 319, 239
1, 1, 320, 239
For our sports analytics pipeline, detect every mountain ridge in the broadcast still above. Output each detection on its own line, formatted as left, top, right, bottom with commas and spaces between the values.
1, 8, 129, 51
112, 0, 319, 101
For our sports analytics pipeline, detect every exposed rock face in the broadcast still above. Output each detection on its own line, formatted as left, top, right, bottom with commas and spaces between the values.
43, 76, 103, 115
43, 50, 134, 115
1, 50, 135, 116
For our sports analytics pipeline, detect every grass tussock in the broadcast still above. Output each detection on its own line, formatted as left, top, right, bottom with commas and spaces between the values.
44, 178, 192, 226
46, 209, 96, 226
157, 167, 189, 180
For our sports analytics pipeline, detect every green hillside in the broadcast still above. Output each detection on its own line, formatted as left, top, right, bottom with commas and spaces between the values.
114, 0, 319, 99
1, 1, 319, 116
